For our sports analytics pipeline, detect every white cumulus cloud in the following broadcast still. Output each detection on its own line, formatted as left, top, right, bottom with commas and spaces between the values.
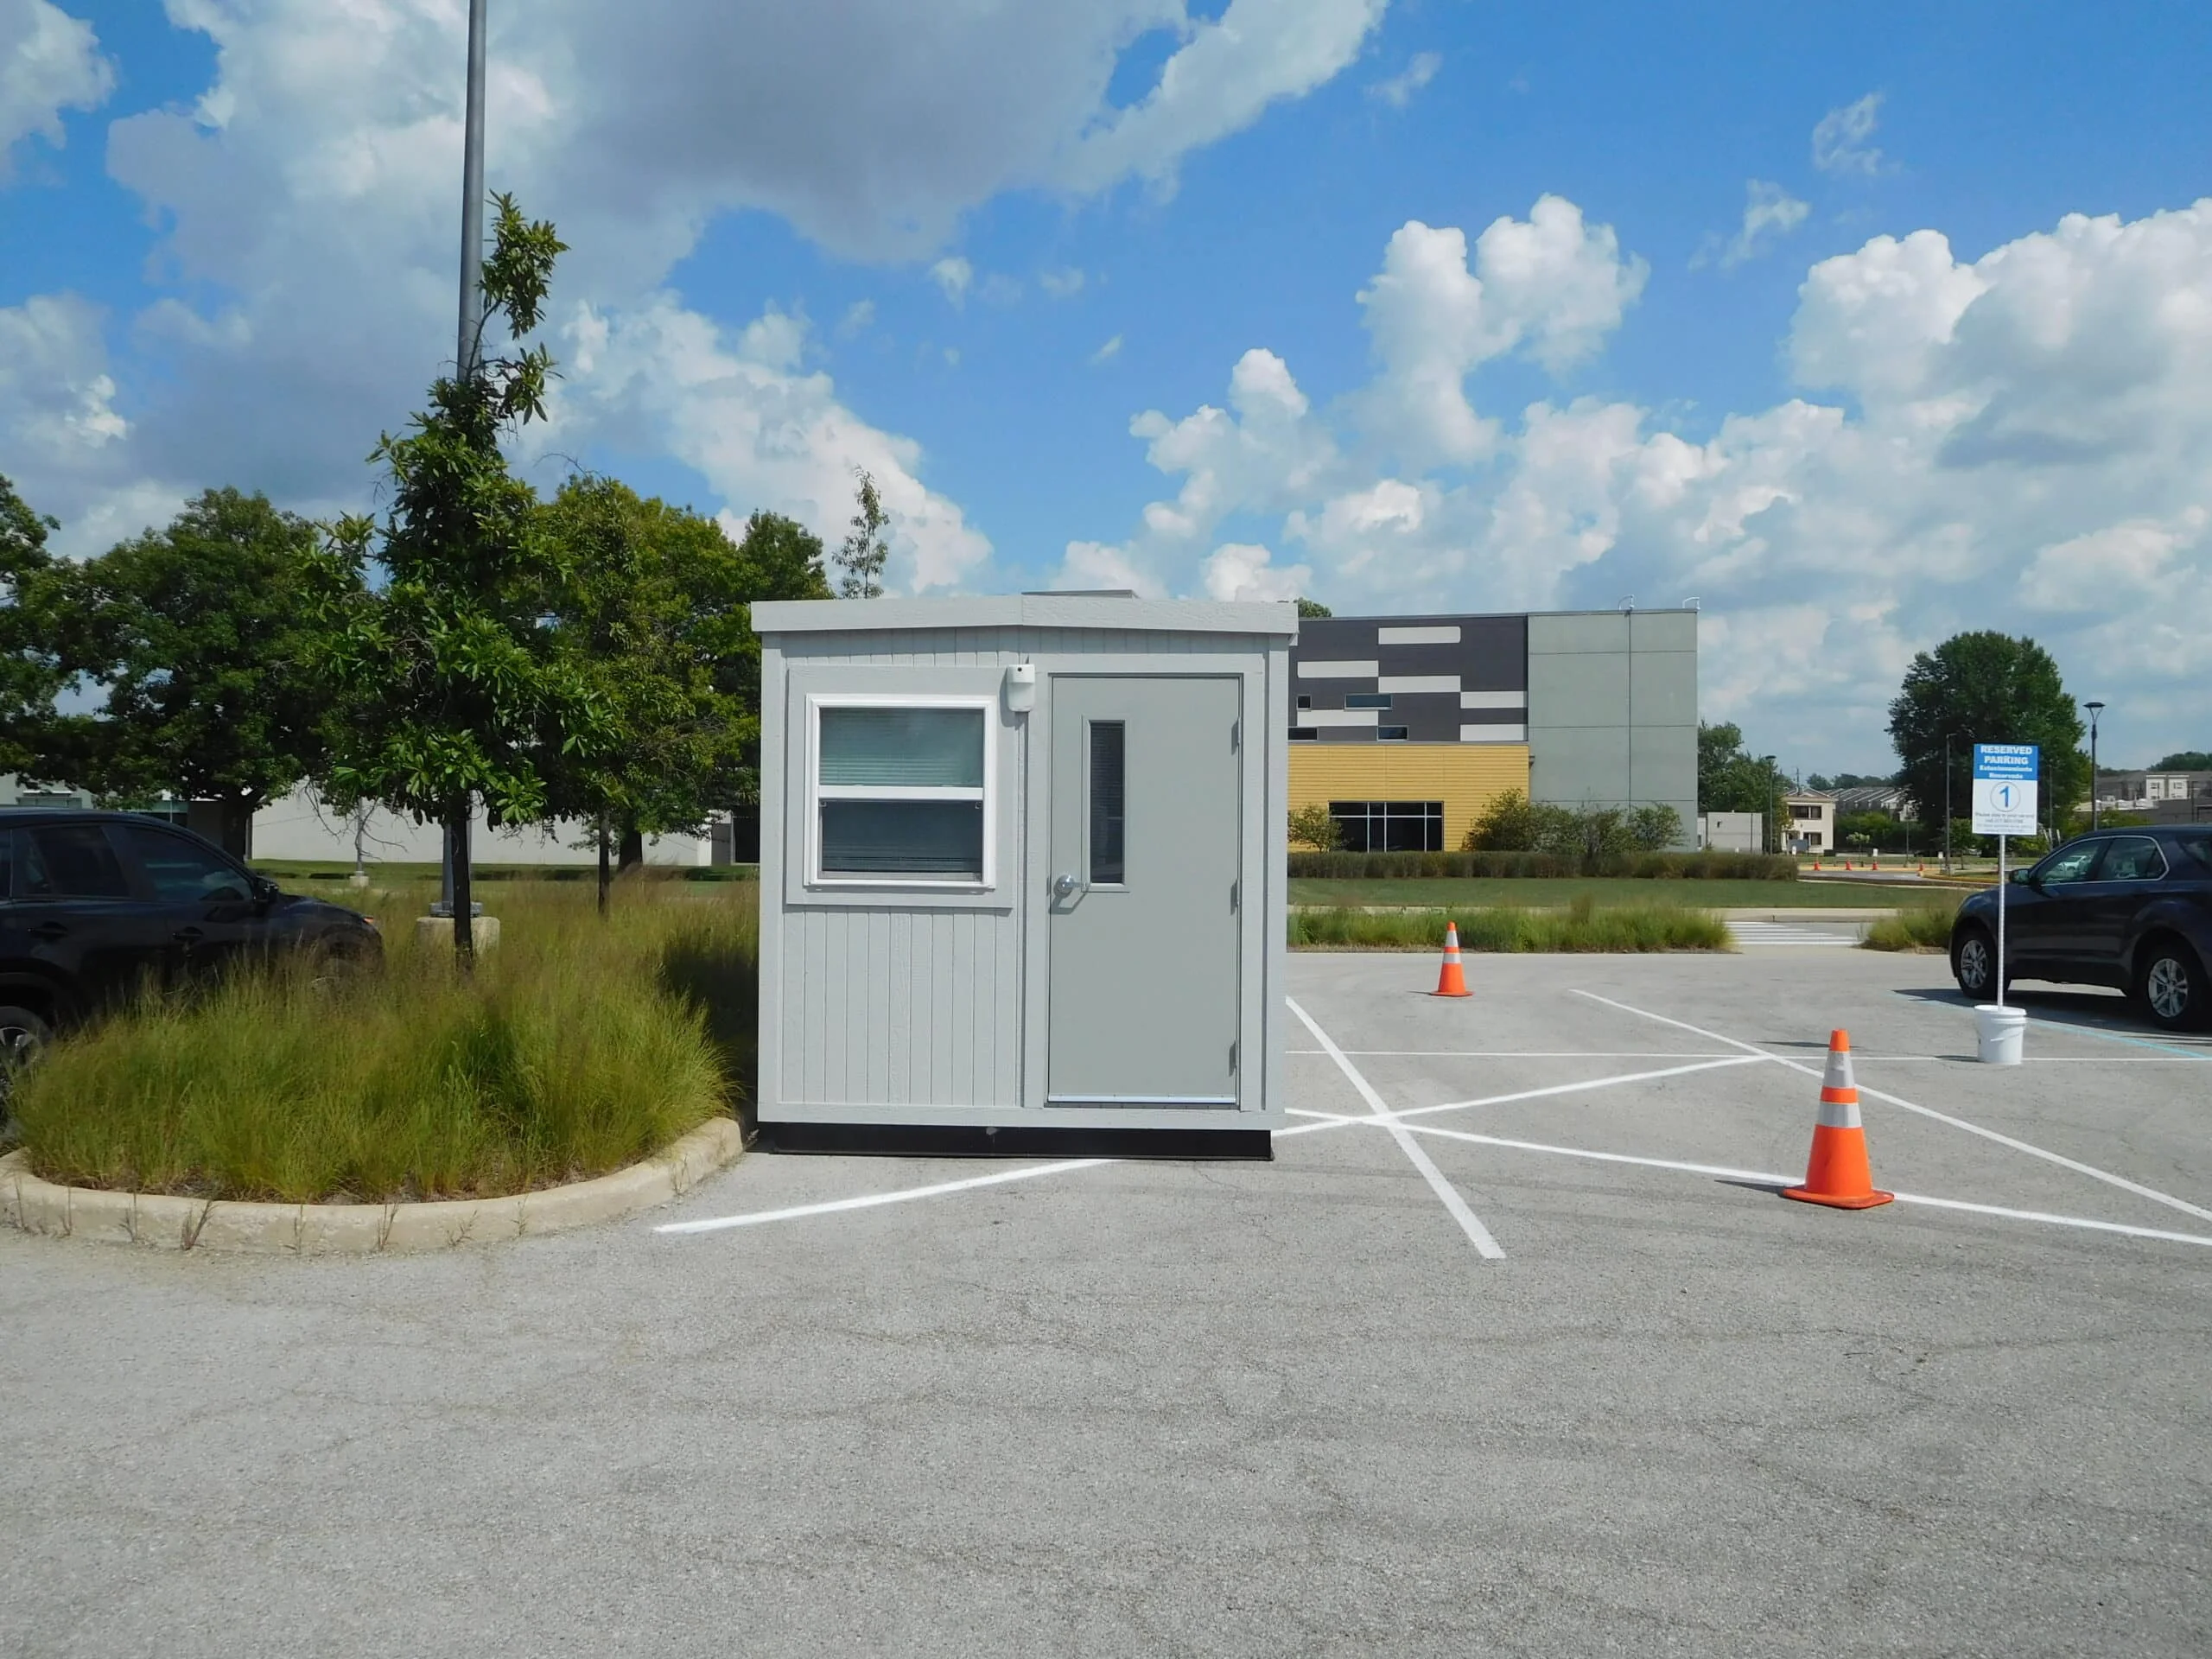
1065, 195, 2212, 765
0, 0, 111, 177
0, 0, 1388, 587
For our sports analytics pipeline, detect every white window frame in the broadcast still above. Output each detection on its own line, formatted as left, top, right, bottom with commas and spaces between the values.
805, 693, 997, 890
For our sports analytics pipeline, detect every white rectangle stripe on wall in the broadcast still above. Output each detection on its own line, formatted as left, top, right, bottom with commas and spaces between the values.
1376, 675, 1460, 694
1461, 724, 1528, 742
1297, 659, 1381, 679
1459, 690, 1524, 709
1301, 709, 1381, 728
1376, 625, 1461, 645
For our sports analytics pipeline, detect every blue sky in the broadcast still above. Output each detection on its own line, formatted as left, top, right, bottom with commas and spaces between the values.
3, 0, 2209, 773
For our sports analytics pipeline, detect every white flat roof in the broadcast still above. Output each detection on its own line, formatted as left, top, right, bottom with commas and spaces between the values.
753, 595, 1300, 637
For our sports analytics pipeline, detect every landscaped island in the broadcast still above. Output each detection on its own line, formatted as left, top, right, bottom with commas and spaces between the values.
10, 879, 754, 1205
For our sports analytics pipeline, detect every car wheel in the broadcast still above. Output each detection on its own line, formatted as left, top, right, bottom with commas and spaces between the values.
2137, 941, 2209, 1033
0, 1002, 52, 1116
1953, 924, 1999, 1000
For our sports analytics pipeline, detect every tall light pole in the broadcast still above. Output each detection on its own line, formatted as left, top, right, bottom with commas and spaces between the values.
1943, 730, 1964, 874
2085, 701, 2106, 834
437, 0, 489, 922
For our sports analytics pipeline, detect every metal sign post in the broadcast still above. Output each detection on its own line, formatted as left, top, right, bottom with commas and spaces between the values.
1971, 743, 2040, 1005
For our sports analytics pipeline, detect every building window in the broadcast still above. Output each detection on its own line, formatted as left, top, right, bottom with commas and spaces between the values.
1328, 801, 1444, 853
810, 699, 992, 885
1789, 804, 1823, 821
1376, 726, 1409, 741
1344, 693, 1394, 709
1289, 726, 1319, 741
1296, 696, 1312, 709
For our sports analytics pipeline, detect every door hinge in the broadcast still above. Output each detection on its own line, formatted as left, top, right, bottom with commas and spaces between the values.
1230, 878, 1240, 912
1230, 720, 1240, 751
1230, 1039, 1238, 1072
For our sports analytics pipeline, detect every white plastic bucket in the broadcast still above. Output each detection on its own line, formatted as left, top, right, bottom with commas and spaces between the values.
1974, 1004, 2026, 1066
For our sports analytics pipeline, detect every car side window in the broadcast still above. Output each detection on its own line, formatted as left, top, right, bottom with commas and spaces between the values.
0, 831, 10, 899
24, 825, 133, 898
2182, 838, 2212, 874
121, 826, 252, 903
2034, 842, 2102, 884
2093, 836, 2167, 882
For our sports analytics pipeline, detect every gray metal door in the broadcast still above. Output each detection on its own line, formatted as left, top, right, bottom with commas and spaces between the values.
1047, 676, 1243, 1106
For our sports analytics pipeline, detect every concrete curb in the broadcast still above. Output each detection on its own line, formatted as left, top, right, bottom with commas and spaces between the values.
0, 1116, 743, 1255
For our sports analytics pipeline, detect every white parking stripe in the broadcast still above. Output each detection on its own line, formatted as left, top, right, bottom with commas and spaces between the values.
1391, 1122, 2212, 1251
1572, 989, 2212, 1227
656, 1158, 1116, 1234
1287, 996, 1506, 1259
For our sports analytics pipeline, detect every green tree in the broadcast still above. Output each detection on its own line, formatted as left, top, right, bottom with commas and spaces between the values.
1626, 803, 1684, 851
1887, 632, 2088, 829
0, 474, 67, 781
2151, 750, 2212, 771
834, 469, 889, 599
537, 482, 829, 910
1699, 722, 1786, 813
41, 488, 345, 855
1287, 803, 1342, 850
312, 194, 596, 964
1294, 597, 1332, 618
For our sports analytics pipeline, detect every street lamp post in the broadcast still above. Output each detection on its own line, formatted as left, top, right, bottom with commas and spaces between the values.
2085, 701, 2106, 834
436, 0, 490, 924
1944, 731, 1955, 874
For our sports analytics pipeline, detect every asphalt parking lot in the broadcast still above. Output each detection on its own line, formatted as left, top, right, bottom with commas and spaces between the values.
6, 950, 2209, 1656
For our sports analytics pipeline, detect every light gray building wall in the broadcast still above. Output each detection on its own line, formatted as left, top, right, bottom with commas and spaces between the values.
1525, 609, 1697, 836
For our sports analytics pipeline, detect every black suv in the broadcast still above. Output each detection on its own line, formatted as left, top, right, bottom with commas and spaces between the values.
0, 810, 382, 1071
1949, 826, 2212, 1030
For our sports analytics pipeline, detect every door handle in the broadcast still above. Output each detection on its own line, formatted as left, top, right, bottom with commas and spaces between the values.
1052, 872, 1081, 899
30, 920, 67, 942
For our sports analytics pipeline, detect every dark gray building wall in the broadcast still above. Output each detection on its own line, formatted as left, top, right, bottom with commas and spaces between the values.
1289, 613, 1528, 744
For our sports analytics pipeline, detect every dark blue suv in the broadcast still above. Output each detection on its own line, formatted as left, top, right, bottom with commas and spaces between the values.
0, 810, 382, 1078
1950, 826, 2212, 1030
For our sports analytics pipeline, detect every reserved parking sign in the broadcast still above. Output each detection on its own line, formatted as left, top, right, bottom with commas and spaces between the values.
1971, 743, 2039, 836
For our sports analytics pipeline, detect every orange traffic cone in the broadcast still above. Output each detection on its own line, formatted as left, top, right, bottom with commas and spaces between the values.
1783, 1030, 1893, 1210
1432, 922, 1471, 998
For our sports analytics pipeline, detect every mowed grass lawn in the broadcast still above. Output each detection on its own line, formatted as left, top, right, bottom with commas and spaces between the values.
1291, 876, 1937, 909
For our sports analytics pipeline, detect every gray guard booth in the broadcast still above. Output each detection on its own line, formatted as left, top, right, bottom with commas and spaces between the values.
753, 595, 1297, 1153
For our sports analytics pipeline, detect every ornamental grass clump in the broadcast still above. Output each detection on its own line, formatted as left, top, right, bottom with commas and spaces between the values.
12, 879, 755, 1205
1288, 902, 1731, 953
1861, 902, 1958, 952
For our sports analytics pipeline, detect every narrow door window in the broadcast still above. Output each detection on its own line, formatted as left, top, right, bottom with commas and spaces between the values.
1090, 721, 1126, 885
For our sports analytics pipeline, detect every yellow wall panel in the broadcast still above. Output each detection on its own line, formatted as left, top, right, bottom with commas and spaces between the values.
1288, 744, 1531, 850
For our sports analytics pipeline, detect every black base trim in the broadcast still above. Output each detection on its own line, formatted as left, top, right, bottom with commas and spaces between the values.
757, 1123, 1274, 1161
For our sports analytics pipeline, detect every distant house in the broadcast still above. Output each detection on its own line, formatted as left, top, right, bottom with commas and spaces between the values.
1782, 789, 1836, 855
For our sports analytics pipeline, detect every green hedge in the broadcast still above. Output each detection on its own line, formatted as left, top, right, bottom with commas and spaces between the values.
1289, 905, 1732, 951
1287, 849, 1796, 880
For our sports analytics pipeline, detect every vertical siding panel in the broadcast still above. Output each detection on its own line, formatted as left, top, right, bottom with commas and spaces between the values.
887, 908, 911, 1102
932, 910, 954, 1103
818, 911, 840, 1106
949, 909, 975, 1101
